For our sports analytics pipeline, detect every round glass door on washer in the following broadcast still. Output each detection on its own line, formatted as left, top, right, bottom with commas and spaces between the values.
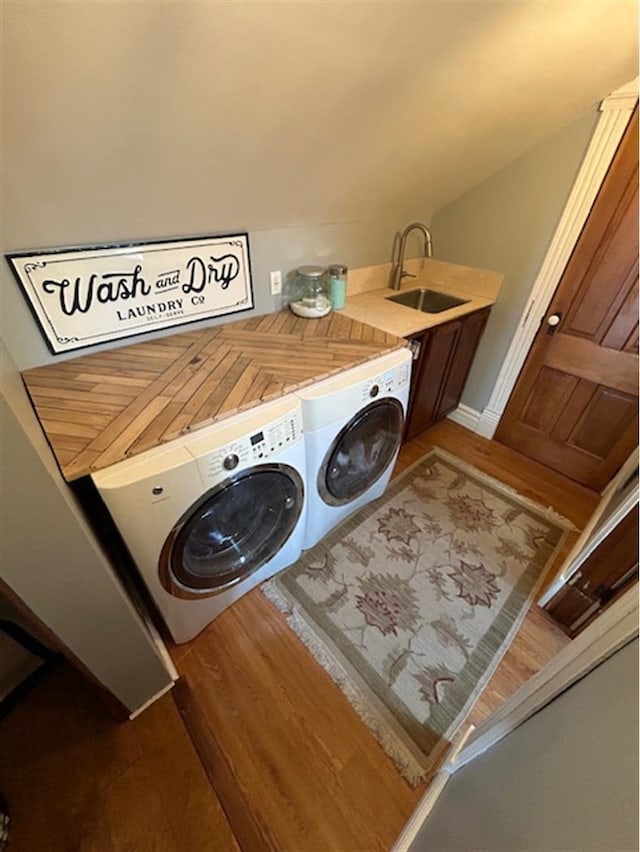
162, 465, 303, 594
92, 396, 307, 644
296, 348, 412, 550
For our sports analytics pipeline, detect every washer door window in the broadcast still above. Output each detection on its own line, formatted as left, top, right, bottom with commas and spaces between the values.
166, 464, 303, 594
319, 399, 404, 506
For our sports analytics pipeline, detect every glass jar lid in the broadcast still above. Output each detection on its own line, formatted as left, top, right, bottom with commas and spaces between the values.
297, 265, 326, 278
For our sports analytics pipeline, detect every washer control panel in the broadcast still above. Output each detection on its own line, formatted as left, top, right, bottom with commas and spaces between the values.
196, 409, 303, 484
360, 359, 411, 403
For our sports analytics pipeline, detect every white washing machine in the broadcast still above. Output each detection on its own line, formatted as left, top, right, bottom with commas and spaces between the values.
92, 395, 306, 644
297, 347, 412, 550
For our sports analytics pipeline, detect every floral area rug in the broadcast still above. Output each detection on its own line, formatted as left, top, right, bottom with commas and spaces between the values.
262, 448, 572, 785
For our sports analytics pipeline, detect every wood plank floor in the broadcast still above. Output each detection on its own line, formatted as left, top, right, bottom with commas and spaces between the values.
168, 421, 597, 851
0, 664, 239, 852
0, 421, 599, 851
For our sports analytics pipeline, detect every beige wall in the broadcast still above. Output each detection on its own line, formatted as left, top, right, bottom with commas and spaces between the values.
431, 108, 600, 413
0, 341, 174, 712
0, 2, 431, 370
2, 2, 635, 370
409, 639, 639, 851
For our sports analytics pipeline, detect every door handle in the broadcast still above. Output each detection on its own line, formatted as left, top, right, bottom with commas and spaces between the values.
546, 312, 562, 335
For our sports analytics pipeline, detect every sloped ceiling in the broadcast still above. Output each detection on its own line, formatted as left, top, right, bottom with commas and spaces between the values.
2, 1, 637, 245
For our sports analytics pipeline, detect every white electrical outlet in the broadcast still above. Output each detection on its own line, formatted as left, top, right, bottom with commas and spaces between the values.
270, 270, 282, 295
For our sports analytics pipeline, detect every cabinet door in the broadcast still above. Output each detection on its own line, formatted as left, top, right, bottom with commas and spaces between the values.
545, 504, 639, 636
436, 308, 490, 419
405, 321, 461, 440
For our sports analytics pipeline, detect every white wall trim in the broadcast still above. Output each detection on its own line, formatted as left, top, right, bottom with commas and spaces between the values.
136, 604, 180, 683
391, 724, 476, 852
477, 80, 637, 437
450, 585, 638, 771
448, 404, 500, 439
600, 76, 639, 110
447, 404, 481, 432
391, 768, 451, 852
539, 488, 639, 605
475, 407, 501, 439
128, 680, 175, 720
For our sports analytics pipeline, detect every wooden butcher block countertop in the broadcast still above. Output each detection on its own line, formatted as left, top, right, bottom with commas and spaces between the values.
22, 311, 404, 482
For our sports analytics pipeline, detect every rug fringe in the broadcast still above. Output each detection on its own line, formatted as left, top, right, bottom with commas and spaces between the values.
262, 581, 428, 787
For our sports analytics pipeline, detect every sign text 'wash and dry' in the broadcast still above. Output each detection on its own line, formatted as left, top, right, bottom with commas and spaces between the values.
8, 234, 253, 353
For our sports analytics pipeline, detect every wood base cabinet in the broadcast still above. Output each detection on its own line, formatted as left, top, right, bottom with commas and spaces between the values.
404, 307, 490, 441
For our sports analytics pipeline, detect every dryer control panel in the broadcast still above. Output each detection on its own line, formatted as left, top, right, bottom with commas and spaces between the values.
248, 412, 301, 461
360, 358, 411, 403
194, 409, 303, 484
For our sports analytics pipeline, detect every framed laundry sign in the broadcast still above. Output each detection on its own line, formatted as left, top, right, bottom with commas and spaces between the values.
7, 233, 254, 354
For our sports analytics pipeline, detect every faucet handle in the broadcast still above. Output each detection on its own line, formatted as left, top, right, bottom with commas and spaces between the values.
401, 270, 417, 279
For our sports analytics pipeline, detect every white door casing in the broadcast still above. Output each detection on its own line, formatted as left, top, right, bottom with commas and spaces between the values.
449, 79, 638, 440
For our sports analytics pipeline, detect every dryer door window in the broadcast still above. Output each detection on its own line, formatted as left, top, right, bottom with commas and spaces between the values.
166, 464, 303, 593
319, 399, 404, 506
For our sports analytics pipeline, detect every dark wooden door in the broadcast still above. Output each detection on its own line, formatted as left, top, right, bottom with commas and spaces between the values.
496, 109, 639, 490
545, 504, 638, 637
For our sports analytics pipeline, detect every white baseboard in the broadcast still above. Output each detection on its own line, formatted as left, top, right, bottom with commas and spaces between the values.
448, 404, 500, 438
447, 404, 480, 431
475, 407, 501, 439
129, 680, 175, 720
391, 769, 451, 852
391, 724, 476, 852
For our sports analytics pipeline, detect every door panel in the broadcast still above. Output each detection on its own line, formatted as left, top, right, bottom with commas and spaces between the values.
549, 379, 597, 442
496, 109, 639, 490
569, 388, 637, 457
520, 367, 577, 432
561, 195, 637, 342
604, 275, 639, 350
544, 330, 638, 395
545, 504, 638, 636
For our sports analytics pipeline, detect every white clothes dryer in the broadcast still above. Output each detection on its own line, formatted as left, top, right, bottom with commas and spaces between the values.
92, 395, 306, 644
297, 347, 412, 550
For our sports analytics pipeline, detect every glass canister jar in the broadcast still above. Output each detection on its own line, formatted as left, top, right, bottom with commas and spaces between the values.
288, 266, 332, 318
328, 264, 348, 310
